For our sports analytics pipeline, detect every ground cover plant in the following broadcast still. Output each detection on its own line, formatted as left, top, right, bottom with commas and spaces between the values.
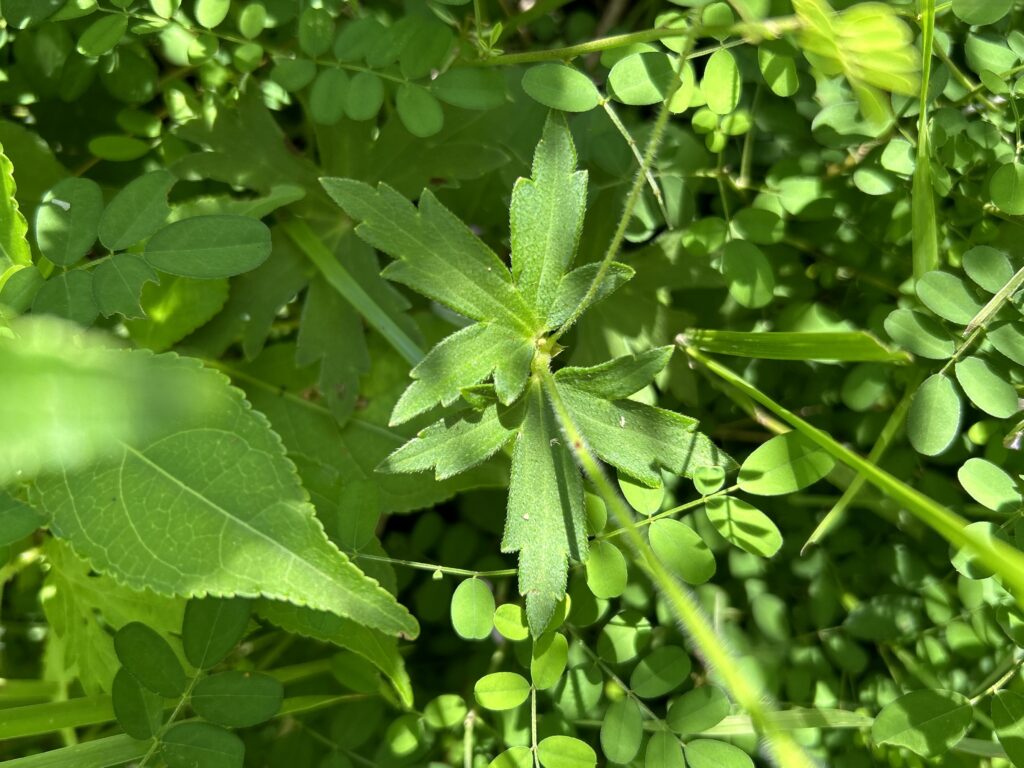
3, 0, 1024, 765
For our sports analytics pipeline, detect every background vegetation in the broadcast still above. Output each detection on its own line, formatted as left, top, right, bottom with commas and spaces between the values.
2, 0, 1024, 765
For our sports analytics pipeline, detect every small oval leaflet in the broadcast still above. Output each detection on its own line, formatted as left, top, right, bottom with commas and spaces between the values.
114, 621, 186, 698
450, 578, 495, 641
76, 14, 128, 57
906, 374, 962, 456
950, 521, 1006, 580
531, 631, 569, 690
521, 64, 601, 113
162, 722, 245, 768
645, 731, 686, 768
474, 671, 530, 711
488, 746, 533, 768
310, 68, 350, 126
111, 667, 164, 740
993, 690, 1024, 766
537, 735, 597, 768
35, 177, 103, 266
667, 685, 730, 734
345, 72, 385, 121
396, 83, 445, 138
915, 271, 983, 325
33, 268, 99, 327
585, 540, 627, 599
991, 163, 1024, 215
608, 52, 676, 106
144, 215, 272, 279
704, 496, 783, 558
739, 431, 835, 496
423, 694, 467, 729
601, 697, 643, 764
493, 602, 529, 641
431, 68, 506, 110
962, 245, 1013, 293
97, 170, 175, 252
685, 739, 754, 768
955, 356, 1019, 418
702, 49, 741, 115
630, 645, 692, 698
195, 0, 230, 29
871, 689, 972, 757
958, 457, 1022, 513
191, 671, 284, 727
883, 308, 954, 360
721, 240, 774, 308
649, 518, 716, 585
183, 597, 252, 669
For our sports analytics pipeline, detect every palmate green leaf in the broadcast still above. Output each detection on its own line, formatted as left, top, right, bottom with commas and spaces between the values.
503, 381, 588, 635
0, 141, 32, 270
321, 178, 537, 334
510, 112, 587, 315
390, 323, 533, 426
34, 352, 418, 638
555, 379, 735, 488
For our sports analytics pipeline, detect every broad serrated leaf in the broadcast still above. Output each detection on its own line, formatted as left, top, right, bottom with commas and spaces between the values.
502, 381, 587, 635
322, 179, 538, 333
555, 346, 673, 400
557, 382, 735, 487
510, 112, 587, 314
380, 404, 517, 480
257, 599, 414, 706
0, 142, 32, 270
391, 322, 533, 425
34, 352, 418, 638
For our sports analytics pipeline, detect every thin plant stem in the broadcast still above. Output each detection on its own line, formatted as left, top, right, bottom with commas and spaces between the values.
550, 26, 698, 343
538, 369, 819, 768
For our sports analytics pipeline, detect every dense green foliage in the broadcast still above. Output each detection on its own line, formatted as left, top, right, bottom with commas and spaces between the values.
3, 0, 1024, 766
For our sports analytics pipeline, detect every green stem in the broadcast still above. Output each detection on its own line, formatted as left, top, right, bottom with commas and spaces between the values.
352, 552, 517, 578
686, 347, 1024, 600
538, 369, 818, 768
801, 374, 919, 553
550, 27, 697, 343
279, 217, 425, 366
598, 485, 739, 540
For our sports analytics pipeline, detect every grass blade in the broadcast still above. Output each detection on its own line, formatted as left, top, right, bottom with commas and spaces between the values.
680, 329, 910, 362
686, 347, 1024, 599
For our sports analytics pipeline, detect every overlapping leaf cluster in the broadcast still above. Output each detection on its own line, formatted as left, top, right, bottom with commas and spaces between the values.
326, 113, 732, 632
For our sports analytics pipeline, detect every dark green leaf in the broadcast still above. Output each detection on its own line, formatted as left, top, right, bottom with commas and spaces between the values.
113, 621, 186, 697
97, 170, 175, 251
521, 65, 601, 112
144, 215, 272, 278
191, 671, 283, 727
35, 178, 102, 266
871, 689, 972, 757
92, 254, 159, 318
162, 722, 244, 768
182, 597, 252, 669
111, 667, 164, 740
